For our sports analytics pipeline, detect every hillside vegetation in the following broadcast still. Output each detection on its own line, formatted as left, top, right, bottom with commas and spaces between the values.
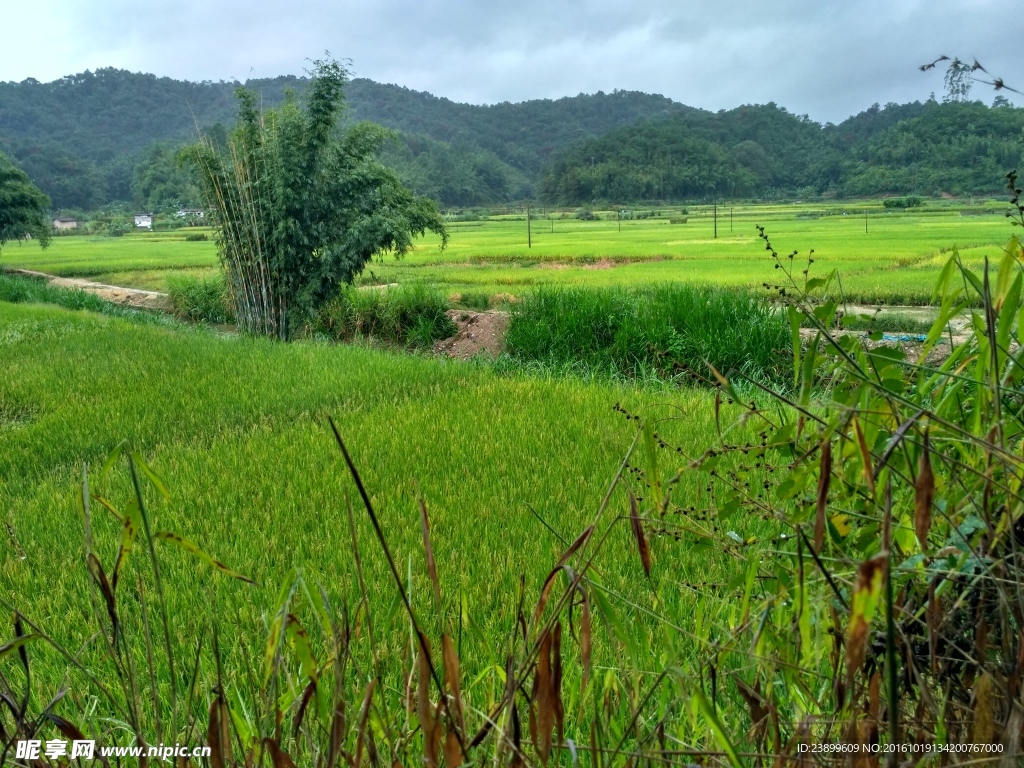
0, 70, 685, 208
1, 69, 1022, 209
542, 100, 1024, 203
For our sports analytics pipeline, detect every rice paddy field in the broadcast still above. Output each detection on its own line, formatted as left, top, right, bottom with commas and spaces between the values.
0, 298, 752, 700
0, 198, 1019, 756
0, 202, 1010, 637
2, 201, 1014, 304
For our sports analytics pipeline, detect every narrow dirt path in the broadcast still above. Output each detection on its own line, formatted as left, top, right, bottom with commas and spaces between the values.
5, 268, 172, 311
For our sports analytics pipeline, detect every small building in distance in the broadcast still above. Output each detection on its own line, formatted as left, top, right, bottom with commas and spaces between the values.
52, 217, 78, 230
134, 213, 154, 229
175, 208, 205, 219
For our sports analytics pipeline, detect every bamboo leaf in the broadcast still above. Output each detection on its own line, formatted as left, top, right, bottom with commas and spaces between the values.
787, 305, 802, 388
442, 633, 465, 740
693, 689, 744, 768
914, 434, 934, 555
579, 583, 592, 698
628, 493, 652, 577
98, 440, 128, 484
154, 531, 255, 584
0, 633, 38, 659
285, 614, 318, 682
536, 628, 554, 764
813, 438, 831, 553
417, 632, 440, 768
845, 554, 887, 692
419, 497, 441, 609
207, 695, 231, 768
642, 420, 663, 509
852, 417, 876, 496
263, 738, 297, 768
131, 452, 170, 500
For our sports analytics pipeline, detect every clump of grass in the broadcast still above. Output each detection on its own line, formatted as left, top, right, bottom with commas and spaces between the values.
505, 285, 790, 384
166, 273, 234, 324
317, 283, 456, 348
839, 311, 936, 334
0, 272, 179, 328
452, 291, 490, 310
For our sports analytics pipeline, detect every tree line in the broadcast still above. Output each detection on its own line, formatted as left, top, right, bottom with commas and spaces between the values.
1, 67, 1022, 210
540, 98, 1024, 204
0, 70, 682, 210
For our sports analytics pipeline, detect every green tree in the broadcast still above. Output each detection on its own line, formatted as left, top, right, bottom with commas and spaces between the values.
0, 151, 51, 252
131, 142, 200, 210
185, 58, 446, 339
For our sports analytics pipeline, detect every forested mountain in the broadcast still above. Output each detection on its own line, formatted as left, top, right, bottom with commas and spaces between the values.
834, 100, 1024, 197
540, 104, 842, 202
1, 67, 1022, 210
541, 99, 1024, 204
0, 69, 685, 208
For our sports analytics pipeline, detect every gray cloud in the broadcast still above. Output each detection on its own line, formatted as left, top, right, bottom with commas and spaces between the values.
0, 0, 1014, 122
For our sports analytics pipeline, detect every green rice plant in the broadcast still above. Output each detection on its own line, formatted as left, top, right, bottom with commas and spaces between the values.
166, 273, 234, 324
317, 283, 456, 348
0, 296, 737, 765
1, 205, 1014, 308
505, 284, 790, 384
4, 219, 1024, 764
452, 290, 490, 310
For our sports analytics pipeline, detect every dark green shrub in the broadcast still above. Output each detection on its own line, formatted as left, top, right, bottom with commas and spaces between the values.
453, 291, 490, 310
883, 195, 923, 208
166, 274, 234, 324
505, 285, 789, 383
184, 232, 208, 241
317, 283, 455, 348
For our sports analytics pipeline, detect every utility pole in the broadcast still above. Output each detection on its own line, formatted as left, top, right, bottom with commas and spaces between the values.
527, 206, 532, 248
730, 206, 733, 232
865, 208, 868, 234
714, 200, 718, 239
618, 210, 621, 233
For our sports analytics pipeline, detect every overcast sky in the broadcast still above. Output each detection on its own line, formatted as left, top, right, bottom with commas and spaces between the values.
0, 0, 1013, 123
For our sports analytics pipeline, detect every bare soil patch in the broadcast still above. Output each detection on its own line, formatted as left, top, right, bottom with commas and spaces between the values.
433, 309, 509, 359
583, 258, 615, 270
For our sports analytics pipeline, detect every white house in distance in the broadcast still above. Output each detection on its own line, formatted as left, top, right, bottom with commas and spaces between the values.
175, 208, 205, 219
134, 213, 154, 229
52, 217, 78, 230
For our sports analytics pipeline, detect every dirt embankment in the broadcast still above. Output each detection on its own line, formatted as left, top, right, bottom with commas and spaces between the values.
433, 309, 509, 359
6, 269, 171, 311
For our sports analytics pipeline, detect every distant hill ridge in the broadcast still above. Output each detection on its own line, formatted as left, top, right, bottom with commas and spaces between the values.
1, 68, 1022, 209
0, 69, 689, 208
